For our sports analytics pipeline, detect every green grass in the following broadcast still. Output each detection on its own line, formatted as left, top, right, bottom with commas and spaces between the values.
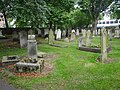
0, 37, 120, 90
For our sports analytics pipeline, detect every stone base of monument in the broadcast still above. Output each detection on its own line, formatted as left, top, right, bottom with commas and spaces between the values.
15, 56, 44, 73
78, 46, 112, 53
2, 55, 20, 66
96, 56, 113, 63
50, 44, 68, 48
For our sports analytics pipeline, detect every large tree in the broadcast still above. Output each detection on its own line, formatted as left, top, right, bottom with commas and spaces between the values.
45, 0, 74, 29
77, 0, 113, 31
0, 0, 49, 28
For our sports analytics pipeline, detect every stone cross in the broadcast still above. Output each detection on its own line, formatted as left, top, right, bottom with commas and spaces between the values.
49, 29, 55, 44
56, 29, 61, 40
28, 35, 37, 59
86, 30, 91, 46
100, 27, 107, 63
19, 31, 27, 48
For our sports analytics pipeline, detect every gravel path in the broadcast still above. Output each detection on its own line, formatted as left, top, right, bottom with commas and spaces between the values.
0, 80, 17, 90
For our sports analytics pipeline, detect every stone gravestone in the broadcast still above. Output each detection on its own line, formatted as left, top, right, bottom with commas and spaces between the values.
0, 30, 3, 36
62, 30, 66, 38
100, 27, 107, 63
78, 36, 83, 47
28, 35, 37, 59
70, 29, 76, 41
86, 30, 91, 46
82, 29, 86, 45
98, 29, 101, 35
37, 29, 41, 36
19, 31, 27, 48
76, 29, 79, 36
12, 31, 19, 41
114, 27, 119, 38
49, 29, 55, 44
108, 29, 112, 41
56, 29, 61, 40
28, 30, 33, 35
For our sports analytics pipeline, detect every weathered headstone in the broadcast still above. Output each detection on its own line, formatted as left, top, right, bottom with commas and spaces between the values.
56, 29, 61, 40
108, 29, 112, 41
70, 32, 76, 41
28, 30, 33, 35
100, 27, 107, 63
0, 30, 3, 36
62, 30, 66, 38
28, 35, 37, 59
64, 37, 69, 42
78, 36, 83, 47
114, 27, 119, 38
12, 31, 19, 41
76, 29, 79, 36
86, 30, 91, 46
49, 29, 55, 44
82, 29, 86, 45
19, 31, 27, 48
98, 29, 101, 35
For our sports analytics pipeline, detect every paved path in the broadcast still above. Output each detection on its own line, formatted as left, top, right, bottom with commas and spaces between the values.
0, 80, 17, 90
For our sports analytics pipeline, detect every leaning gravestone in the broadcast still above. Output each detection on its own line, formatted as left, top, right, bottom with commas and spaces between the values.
100, 27, 107, 63
56, 29, 61, 40
86, 30, 91, 46
19, 31, 27, 48
12, 31, 19, 41
28, 35, 37, 59
49, 29, 55, 44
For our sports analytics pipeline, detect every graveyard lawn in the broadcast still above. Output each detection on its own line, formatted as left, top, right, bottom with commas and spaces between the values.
0, 37, 120, 90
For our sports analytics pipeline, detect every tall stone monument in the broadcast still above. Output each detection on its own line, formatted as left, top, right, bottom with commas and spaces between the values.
28, 35, 37, 59
86, 30, 91, 46
114, 27, 119, 38
100, 27, 107, 63
82, 29, 86, 45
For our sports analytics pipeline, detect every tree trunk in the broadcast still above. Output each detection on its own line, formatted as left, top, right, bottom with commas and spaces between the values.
92, 18, 98, 37
3, 10, 9, 28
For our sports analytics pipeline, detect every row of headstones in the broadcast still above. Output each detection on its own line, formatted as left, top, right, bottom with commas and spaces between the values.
79, 28, 108, 63
38, 28, 80, 40
92, 27, 120, 38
